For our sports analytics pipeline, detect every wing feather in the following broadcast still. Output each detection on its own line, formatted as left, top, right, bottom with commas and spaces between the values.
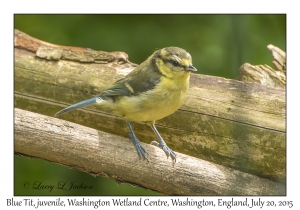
98, 59, 162, 99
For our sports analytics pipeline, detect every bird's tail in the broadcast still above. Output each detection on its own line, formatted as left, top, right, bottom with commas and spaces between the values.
55, 97, 97, 117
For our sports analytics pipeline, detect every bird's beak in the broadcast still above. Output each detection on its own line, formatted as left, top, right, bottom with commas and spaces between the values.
186, 65, 197, 72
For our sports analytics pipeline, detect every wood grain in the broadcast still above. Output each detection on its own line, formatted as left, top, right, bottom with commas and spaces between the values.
14, 29, 286, 184
14, 108, 285, 195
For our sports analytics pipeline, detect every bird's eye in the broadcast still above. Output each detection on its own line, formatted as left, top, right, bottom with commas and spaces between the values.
172, 60, 179, 66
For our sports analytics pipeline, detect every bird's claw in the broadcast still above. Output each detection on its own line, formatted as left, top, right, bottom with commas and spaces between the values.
151, 141, 176, 163
128, 133, 148, 161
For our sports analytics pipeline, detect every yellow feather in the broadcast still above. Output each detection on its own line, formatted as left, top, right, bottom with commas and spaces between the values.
110, 71, 190, 122
55, 46, 196, 162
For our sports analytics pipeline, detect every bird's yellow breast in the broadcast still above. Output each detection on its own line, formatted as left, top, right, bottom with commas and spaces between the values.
111, 72, 190, 122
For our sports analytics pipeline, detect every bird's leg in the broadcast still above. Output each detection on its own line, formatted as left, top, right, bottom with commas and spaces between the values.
150, 123, 176, 163
126, 121, 148, 161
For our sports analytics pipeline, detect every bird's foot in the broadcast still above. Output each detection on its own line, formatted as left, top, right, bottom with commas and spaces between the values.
128, 133, 148, 161
151, 141, 176, 163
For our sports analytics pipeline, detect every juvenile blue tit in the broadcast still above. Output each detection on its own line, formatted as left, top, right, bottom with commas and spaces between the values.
55, 47, 197, 163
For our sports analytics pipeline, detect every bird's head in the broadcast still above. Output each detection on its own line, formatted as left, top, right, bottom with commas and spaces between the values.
153, 47, 197, 79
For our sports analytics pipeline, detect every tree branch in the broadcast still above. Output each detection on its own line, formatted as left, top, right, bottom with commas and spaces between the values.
14, 29, 286, 194
14, 108, 285, 195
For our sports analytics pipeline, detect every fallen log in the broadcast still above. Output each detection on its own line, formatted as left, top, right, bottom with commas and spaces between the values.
14, 29, 286, 186
14, 108, 285, 195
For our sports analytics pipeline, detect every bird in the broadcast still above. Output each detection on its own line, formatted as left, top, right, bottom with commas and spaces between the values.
55, 46, 197, 163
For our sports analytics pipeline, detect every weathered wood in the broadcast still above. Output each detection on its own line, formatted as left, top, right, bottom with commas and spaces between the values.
14, 108, 285, 196
267, 44, 286, 73
237, 44, 286, 89
14, 29, 286, 183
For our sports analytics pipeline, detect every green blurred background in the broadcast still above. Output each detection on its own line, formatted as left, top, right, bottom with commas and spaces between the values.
14, 14, 286, 195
